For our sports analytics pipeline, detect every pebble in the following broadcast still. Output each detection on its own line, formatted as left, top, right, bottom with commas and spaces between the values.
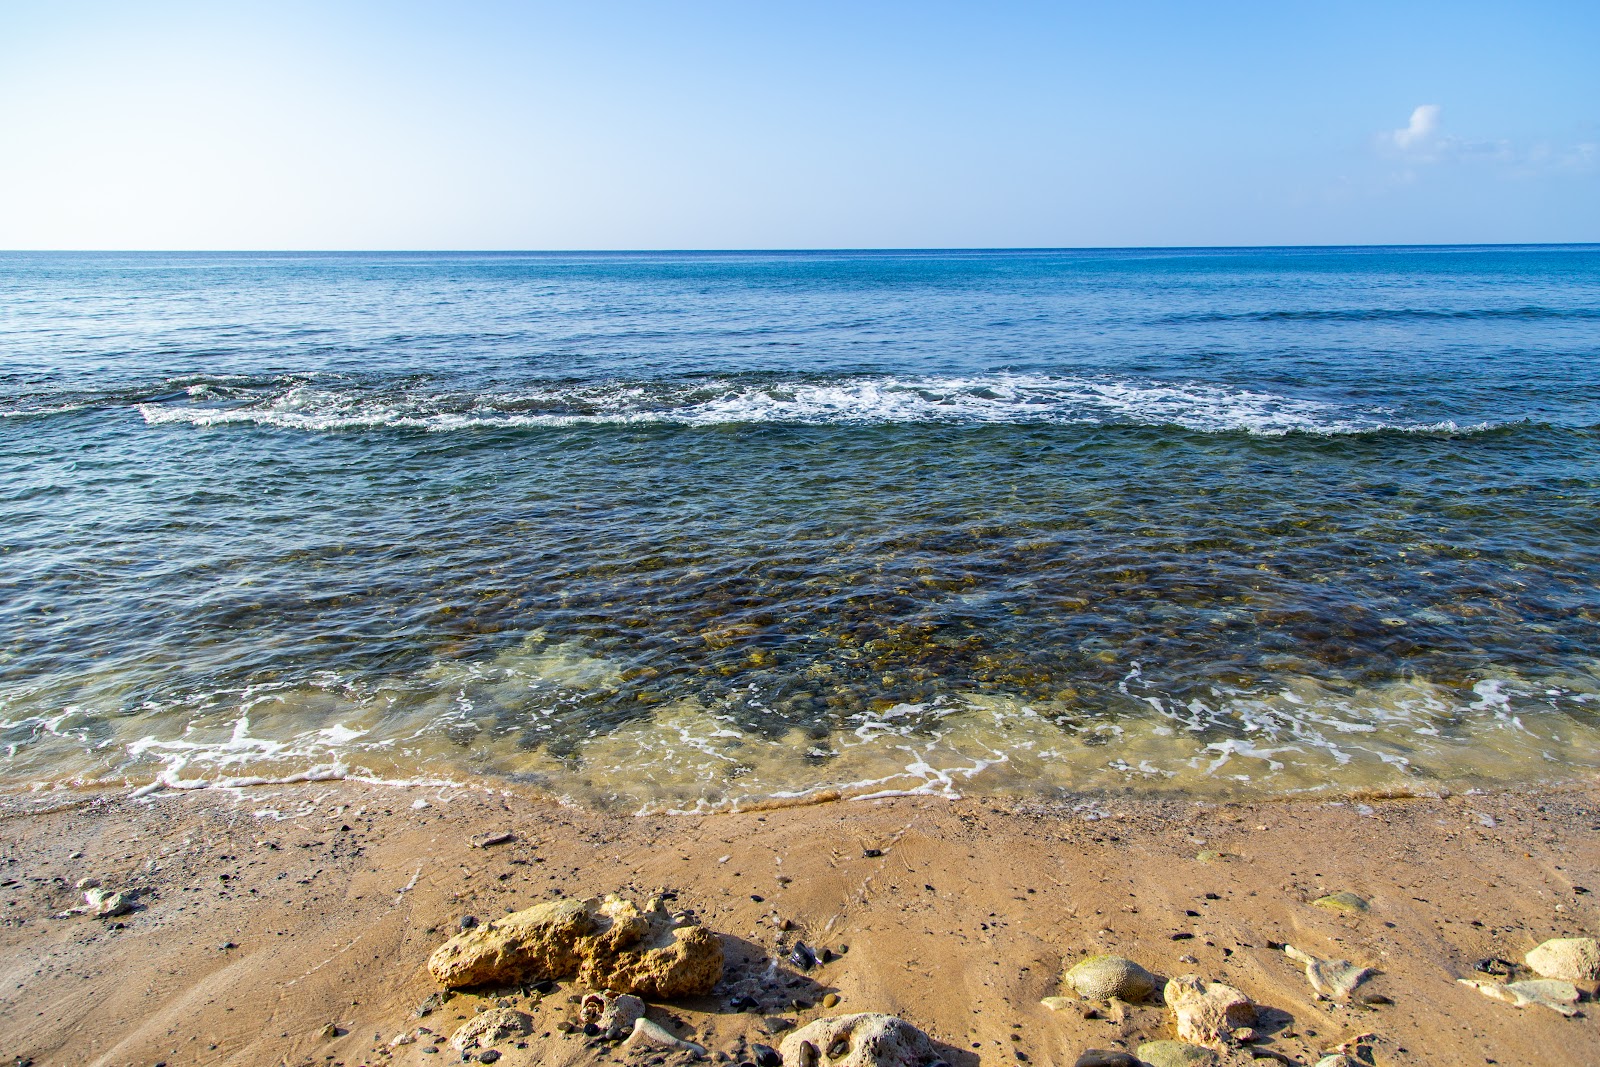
479, 1052, 501, 1064
1062, 955, 1158, 1002
789, 942, 818, 970
821, 994, 840, 1009
459, 915, 479, 930
751, 1043, 782, 1067
1136, 1040, 1217, 1067
1283, 945, 1376, 1000
471, 832, 515, 849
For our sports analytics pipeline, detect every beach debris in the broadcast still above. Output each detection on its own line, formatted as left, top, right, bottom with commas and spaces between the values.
1526, 937, 1600, 982
1062, 955, 1159, 1002
428, 894, 723, 997
779, 1013, 937, 1067
1311, 892, 1369, 914
1163, 975, 1256, 1049
1283, 944, 1376, 1000
451, 1008, 532, 1051
1073, 1050, 1142, 1067
624, 1017, 707, 1059
472, 831, 516, 849
1135, 1040, 1218, 1067
1458, 977, 1581, 1017
580, 992, 646, 1038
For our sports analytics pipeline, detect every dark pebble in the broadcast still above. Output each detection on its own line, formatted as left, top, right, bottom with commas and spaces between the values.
479, 1052, 501, 1064
760, 1017, 795, 1035
819, 948, 836, 964
1184, 910, 1200, 917
533, 979, 557, 994
730, 995, 761, 1012
1475, 958, 1516, 977
584, 1022, 601, 1037
863, 849, 883, 858
1170, 932, 1194, 941
751, 895, 765, 903
789, 942, 818, 970
752, 1044, 782, 1067
1204, 893, 1220, 900
459, 916, 479, 930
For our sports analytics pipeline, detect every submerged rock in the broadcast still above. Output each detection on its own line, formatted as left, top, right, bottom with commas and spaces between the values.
1459, 977, 1581, 1017
778, 1013, 937, 1067
1136, 1040, 1218, 1067
1526, 938, 1600, 983
1062, 955, 1159, 1002
1283, 945, 1376, 1000
451, 1008, 532, 1052
1163, 975, 1255, 1049
427, 894, 722, 996
1311, 892, 1369, 914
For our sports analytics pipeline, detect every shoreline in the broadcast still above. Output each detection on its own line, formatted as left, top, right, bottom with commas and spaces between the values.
2, 778, 1598, 1066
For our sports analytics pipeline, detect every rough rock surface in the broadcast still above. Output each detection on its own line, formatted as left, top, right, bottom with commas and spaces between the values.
1073, 1050, 1143, 1067
1062, 955, 1159, 1002
1283, 945, 1375, 999
450, 1008, 532, 1051
427, 895, 723, 996
1525, 937, 1600, 983
1163, 975, 1256, 1049
581, 992, 646, 1038
1137, 1040, 1219, 1067
778, 1013, 938, 1067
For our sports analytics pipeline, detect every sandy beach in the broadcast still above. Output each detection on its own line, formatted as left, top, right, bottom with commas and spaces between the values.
2, 780, 1596, 1067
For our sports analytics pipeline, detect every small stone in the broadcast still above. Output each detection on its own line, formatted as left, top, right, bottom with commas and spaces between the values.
751, 1043, 782, 1067
1526, 938, 1600, 982
1314, 1057, 1360, 1067
821, 993, 840, 1009
83, 888, 133, 918
1283, 945, 1376, 1000
1311, 892, 1369, 914
761, 1017, 795, 1035
1136, 1040, 1217, 1067
320, 1024, 339, 1039
472, 832, 515, 849
1459, 977, 1581, 1017
75, 877, 101, 890
863, 849, 884, 858
1474, 957, 1515, 977
1039, 997, 1074, 1012
1073, 1051, 1141, 1067
1062, 956, 1159, 1002
459, 915, 479, 930
479, 1052, 501, 1064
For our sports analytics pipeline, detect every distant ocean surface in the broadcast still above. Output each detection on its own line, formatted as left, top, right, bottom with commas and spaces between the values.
4, 246, 1600, 811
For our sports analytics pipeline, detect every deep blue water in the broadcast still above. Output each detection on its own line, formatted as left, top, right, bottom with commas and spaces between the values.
3, 246, 1600, 809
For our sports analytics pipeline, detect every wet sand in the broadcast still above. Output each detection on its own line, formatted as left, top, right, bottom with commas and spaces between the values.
1, 780, 1597, 1067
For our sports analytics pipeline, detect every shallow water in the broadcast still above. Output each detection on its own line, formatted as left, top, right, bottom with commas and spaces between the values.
4, 247, 1600, 810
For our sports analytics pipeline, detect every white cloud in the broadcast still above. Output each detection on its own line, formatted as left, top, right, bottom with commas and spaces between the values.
1391, 104, 1441, 150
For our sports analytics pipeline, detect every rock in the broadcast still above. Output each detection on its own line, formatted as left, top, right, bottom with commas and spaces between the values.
1136, 1040, 1217, 1067
83, 887, 133, 918
1314, 1057, 1360, 1067
1073, 1051, 1142, 1067
479, 1052, 501, 1064
1283, 945, 1376, 1000
1526, 938, 1600, 982
761, 1017, 795, 1035
778, 1013, 937, 1067
1194, 852, 1231, 864
625, 1017, 707, 1058
319, 1023, 339, 1039
751, 1043, 782, 1067
472, 832, 515, 849
580, 992, 646, 1038
1163, 975, 1255, 1050
1311, 892, 1369, 914
451, 1009, 532, 1051
1062, 955, 1159, 1002
428, 895, 723, 997
390, 1032, 416, 1048
1458, 977, 1581, 1017
822, 993, 841, 1009
1039, 997, 1075, 1012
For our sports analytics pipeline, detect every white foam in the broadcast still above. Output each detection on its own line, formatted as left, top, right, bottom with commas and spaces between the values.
131, 373, 1485, 436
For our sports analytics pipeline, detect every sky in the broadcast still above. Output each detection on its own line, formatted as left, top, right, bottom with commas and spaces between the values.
0, 1, 1596, 249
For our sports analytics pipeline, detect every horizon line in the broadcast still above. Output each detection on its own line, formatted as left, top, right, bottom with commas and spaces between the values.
3, 242, 1599, 256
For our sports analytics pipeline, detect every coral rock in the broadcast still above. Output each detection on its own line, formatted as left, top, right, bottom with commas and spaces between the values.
1136, 1040, 1218, 1067
450, 1008, 532, 1051
1062, 955, 1159, 1002
1163, 975, 1256, 1049
428, 895, 722, 996
779, 1013, 938, 1067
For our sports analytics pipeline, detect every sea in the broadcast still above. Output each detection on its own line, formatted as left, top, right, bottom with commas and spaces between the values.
3, 246, 1599, 812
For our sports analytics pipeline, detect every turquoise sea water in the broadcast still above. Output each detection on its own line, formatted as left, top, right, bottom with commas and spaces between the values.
4, 246, 1600, 810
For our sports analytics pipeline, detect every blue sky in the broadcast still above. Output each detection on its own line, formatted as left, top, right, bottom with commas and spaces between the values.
1, 1, 1595, 248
